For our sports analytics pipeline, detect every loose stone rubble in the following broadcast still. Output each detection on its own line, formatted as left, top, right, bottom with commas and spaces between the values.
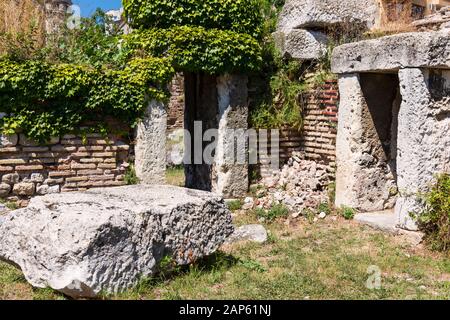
225, 224, 268, 244
0, 203, 8, 214
251, 152, 332, 216
0, 185, 233, 298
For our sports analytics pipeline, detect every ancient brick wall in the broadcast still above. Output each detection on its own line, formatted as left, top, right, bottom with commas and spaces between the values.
300, 79, 339, 169
256, 79, 339, 178
0, 133, 130, 205
167, 73, 185, 132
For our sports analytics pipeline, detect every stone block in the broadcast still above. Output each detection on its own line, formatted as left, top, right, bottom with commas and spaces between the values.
0, 185, 233, 298
277, 0, 379, 32
273, 29, 328, 60
332, 31, 450, 74
0, 134, 18, 147
12, 182, 35, 196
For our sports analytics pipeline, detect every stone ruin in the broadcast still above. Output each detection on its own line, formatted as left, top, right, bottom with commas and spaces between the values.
134, 74, 249, 199
332, 31, 450, 230
0, 185, 233, 298
274, 0, 380, 60
413, 5, 450, 31
1, 0, 449, 298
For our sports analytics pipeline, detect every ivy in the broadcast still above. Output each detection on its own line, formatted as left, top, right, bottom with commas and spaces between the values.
123, 26, 262, 75
122, 0, 263, 38
0, 57, 175, 142
0, 0, 264, 141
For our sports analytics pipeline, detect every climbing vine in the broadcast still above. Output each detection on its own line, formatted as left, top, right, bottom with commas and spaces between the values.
123, 26, 262, 74
122, 0, 264, 38
0, 57, 174, 142
0, 0, 264, 142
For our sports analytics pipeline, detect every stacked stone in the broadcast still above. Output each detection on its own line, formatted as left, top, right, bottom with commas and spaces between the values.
167, 73, 185, 132
252, 151, 332, 216
0, 133, 130, 203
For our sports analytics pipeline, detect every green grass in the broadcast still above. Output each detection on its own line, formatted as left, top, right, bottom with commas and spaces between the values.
0, 216, 448, 300
227, 200, 243, 212
0, 199, 18, 211
124, 164, 139, 185
166, 166, 185, 187
338, 206, 356, 220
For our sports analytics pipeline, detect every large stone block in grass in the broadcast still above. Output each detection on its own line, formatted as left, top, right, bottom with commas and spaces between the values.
0, 185, 233, 298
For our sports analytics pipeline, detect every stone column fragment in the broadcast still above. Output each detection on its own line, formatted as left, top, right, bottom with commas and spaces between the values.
395, 68, 450, 230
135, 100, 167, 184
214, 74, 249, 198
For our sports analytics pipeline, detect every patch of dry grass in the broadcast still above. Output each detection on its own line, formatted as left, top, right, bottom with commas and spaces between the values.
367, 0, 418, 37
166, 166, 185, 187
0, 0, 46, 56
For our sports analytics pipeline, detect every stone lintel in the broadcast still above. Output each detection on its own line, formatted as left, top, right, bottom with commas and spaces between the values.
331, 31, 450, 74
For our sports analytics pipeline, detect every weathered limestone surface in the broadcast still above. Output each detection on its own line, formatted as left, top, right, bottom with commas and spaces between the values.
332, 31, 450, 74
277, 0, 379, 32
184, 74, 249, 198
0, 134, 18, 147
0, 185, 233, 298
135, 100, 167, 184
395, 68, 450, 230
225, 224, 268, 244
335, 73, 398, 211
273, 30, 328, 60
214, 75, 249, 198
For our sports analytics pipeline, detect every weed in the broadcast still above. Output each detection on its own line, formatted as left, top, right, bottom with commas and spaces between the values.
317, 202, 331, 215
302, 208, 316, 224
238, 259, 267, 273
412, 173, 450, 252
0, 199, 18, 210
124, 164, 139, 185
338, 206, 356, 220
227, 200, 243, 212
255, 204, 289, 222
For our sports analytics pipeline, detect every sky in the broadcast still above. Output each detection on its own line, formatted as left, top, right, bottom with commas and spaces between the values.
72, 0, 123, 17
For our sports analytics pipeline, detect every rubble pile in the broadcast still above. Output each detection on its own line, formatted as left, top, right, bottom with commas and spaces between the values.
247, 152, 333, 217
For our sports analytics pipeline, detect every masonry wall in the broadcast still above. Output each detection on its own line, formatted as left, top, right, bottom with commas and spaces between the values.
167, 73, 185, 132
300, 79, 339, 168
0, 132, 130, 205
257, 79, 340, 177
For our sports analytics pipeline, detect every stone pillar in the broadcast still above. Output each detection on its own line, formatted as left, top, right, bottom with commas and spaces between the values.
184, 73, 249, 198
135, 100, 167, 184
335, 73, 399, 211
395, 68, 450, 230
213, 74, 249, 198
335, 74, 365, 209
